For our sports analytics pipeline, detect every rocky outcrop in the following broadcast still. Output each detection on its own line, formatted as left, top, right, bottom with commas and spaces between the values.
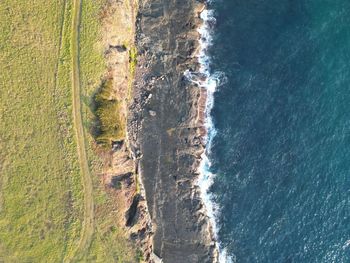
128, 0, 218, 262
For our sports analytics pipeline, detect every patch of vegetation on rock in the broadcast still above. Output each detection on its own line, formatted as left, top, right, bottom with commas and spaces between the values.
91, 79, 125, 147
129, 46, 137, 75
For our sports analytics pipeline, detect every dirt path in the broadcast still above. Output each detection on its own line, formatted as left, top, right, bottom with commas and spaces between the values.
67, 0, 95, 261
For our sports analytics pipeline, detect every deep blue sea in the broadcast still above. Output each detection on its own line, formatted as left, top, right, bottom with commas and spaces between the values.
208, 1, 350, 262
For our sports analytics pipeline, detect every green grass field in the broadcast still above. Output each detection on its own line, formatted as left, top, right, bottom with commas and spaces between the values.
0, 0, 137, 261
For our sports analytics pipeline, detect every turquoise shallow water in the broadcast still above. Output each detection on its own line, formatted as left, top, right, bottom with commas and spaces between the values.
209, 1, 350, 262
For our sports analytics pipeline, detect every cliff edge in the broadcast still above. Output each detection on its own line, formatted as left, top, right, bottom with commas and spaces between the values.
129, 0, 218, 262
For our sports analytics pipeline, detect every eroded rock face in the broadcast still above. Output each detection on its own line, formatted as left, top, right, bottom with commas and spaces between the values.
129, 0, 218, 262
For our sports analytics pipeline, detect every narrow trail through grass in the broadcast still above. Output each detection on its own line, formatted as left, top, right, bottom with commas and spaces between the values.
67, 0, 94, 261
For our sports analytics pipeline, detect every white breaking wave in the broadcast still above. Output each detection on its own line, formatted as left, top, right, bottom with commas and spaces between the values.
184, 8, 232, 263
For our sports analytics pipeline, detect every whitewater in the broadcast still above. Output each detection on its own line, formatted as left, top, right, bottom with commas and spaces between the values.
185, 7, 231, 263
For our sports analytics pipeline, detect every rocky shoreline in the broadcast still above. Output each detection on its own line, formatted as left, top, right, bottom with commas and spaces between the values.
128, 0, 218, 262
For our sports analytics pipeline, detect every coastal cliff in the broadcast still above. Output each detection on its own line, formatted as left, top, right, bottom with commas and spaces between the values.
128, 0, 218, 261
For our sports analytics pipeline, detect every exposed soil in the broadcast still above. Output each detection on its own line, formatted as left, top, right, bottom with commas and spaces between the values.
96, 0, 154, 261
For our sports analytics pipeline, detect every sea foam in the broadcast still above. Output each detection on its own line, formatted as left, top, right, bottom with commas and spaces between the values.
184, 7, 231, 263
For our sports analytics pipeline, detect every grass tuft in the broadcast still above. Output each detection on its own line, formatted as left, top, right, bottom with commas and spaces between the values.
90, 79, 125, 147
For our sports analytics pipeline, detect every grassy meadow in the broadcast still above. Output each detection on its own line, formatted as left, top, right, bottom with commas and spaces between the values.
0, 0, 137, 261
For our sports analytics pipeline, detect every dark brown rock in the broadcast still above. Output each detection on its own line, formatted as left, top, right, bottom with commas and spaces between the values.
128, 0, 218, 262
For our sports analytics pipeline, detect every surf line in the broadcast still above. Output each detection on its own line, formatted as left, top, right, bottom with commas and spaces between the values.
184, 5, 231, 263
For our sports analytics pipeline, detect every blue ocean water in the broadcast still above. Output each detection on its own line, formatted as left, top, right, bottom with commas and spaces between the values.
208, 1, 350, 262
